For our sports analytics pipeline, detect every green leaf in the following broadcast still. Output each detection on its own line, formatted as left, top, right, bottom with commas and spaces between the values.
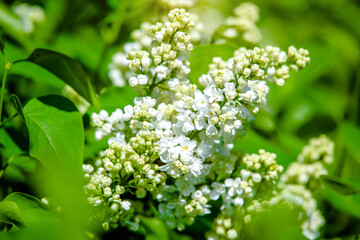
96, 85, 137, 113
9, 94, 24, 121
0, 219, 20, 232
0, 201, 24, 227
22, 95, 86, 239
17, 49, 98, 107
3, 193, 55, 227
324, 188, 360, 219
341, 122, 360, 165
189, 43, 237, 85
320, 175, 360, 195
233, 130, 295, 168
141, 217, 169, 240
23, 95, 84, 172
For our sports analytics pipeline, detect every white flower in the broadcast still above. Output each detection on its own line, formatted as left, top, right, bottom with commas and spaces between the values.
123, 42, 141, 53
108, 132, 126, 145
120, 200, 131, 210
206, 124, 218, 137
224, 177, 242, 197
224, 82, 236, 100
123, 105, 134, 121
193, 90, 209, 111
233, 197, 244, 206
129, 76, 138, 87
210, 182, 225, 200
137, 74, 149, 86
204, 85, 224, 103
108, 109, 124, 125
251, 173, 262, 183
109, 69, 126, 87
174, 110, 195, 134
191, 190, 203, 200
175, 178, 195, 196
141, 56, 151, 70
178, 134, 197, 161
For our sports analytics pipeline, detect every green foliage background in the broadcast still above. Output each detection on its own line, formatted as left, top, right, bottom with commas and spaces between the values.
0, 0, 359, 239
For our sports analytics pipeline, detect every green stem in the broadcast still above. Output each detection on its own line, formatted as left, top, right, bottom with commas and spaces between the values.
148, 73, 158, 96
0, 113, 18, 128
0, 59, 11, 124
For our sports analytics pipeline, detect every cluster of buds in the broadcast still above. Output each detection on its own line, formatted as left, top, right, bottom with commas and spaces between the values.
221, 2, 262, 43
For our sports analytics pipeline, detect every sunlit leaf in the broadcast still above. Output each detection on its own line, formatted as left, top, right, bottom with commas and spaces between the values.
3, 193, 56, 227
23, 95, 84, 172
23, 95, 86, 239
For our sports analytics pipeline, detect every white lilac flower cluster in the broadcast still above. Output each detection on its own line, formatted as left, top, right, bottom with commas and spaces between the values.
220, 2, 261, 43
13, 3, 44, 34
205, 150, 283, 240
85, 7, 316, 239
205, 136, 333, 240
275, 135, 334, 239
108, 8, 202, 87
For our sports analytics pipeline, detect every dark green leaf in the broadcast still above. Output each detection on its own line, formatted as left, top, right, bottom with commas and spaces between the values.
3, 193, 55, 227
189, 43, 237, 85
9, 94, 24, 121
0, 201, 24, 227
0, 35, 4, 54
341, 122, 360, 165
324, 188, 360, 219
0, 219, 20, 232
320, 175, 360, 195
17, 49, 97, 107
0, 128, 23, 157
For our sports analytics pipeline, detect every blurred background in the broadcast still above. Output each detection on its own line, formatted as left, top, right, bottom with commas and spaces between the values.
0, 0, 359, 239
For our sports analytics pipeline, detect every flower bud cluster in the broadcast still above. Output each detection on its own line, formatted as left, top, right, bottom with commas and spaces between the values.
108, 8, 200, 89
297, 134, 334, 164
206, 212, 238, 240
279, 135, 334, 189
84, 129, 166, 230
208, 150, 283, 212
222, 2, 261, 43
265, 45, 310, 85
157, 186, 211, 231
268, 185, 325, 240
274, 135, 334, 239
205, 150, 283, 240
127, 50, 152, 74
